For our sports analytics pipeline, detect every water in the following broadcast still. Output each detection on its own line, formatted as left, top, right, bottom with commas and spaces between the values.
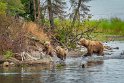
87, 0, 124, 20
103, 41, 124, 59
0, 41, 124, 83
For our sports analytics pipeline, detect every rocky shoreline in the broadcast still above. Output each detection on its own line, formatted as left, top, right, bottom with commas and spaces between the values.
0, 41, 124, 68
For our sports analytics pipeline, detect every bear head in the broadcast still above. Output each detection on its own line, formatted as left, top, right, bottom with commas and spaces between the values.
78, 38, 89, 47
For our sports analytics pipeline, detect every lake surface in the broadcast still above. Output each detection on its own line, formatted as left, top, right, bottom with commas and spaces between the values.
0, 41, 124, 83
87, 0, 124, 20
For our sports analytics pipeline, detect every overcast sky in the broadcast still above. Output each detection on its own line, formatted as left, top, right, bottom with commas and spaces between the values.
87, 0, 124, 19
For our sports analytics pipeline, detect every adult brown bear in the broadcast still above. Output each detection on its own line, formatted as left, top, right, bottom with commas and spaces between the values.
78, 38, 104, 56
55, 46, 67, 60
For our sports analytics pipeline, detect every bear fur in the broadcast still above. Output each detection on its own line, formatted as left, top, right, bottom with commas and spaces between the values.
43, 41, 54, 57
78, 38, 104, 56
55, 46, 67, 60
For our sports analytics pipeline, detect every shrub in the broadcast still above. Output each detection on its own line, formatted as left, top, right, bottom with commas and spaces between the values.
0, 15, 27, 55
4, 50, 13, 59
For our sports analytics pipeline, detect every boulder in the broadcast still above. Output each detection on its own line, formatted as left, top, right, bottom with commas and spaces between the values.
3, 61, 9, 67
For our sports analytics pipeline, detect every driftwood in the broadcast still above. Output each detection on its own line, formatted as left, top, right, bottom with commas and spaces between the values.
5, 52, 53, 66
20, 52, 40, 61
7, 57, 21, 66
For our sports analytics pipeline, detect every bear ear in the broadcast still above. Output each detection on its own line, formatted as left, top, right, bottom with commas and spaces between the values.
80, 38, 86, 42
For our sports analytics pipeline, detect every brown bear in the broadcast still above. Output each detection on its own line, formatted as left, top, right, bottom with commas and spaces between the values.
55, 46, 67, 60
43, 41, 54, 57
78, 38, 104, 56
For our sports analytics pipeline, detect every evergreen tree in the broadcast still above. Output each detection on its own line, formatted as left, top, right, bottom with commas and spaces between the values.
69, 0, 91, 27
41, 0, 66, 29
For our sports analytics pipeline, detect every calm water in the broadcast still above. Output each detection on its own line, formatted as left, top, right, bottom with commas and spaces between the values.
87, 0, 124, 20
0, 41, 124, 83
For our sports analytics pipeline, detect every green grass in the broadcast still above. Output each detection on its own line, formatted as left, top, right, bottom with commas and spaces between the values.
94, 18, 124, 35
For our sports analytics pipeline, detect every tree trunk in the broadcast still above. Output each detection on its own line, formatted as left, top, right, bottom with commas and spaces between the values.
71, 0, 82, 27
33, 0, 36, 21
47, 0, 54, 30
37, 0, 41, 22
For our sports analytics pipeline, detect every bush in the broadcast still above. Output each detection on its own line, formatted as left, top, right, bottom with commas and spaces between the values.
0, 34, 13, 55
4, 50, 13, 59
0, 15, 26, 55
0, 2, 7, 15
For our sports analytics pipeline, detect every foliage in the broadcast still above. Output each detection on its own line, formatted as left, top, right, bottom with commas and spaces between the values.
53, 17, 124, 48
53, 18, 98, 49
20, 0, 33, 20
8, 0, 24, 15
0, 1, 7, 15
4, 50, 13, 59
21, 0, 42, 22
0, 0, 25, 16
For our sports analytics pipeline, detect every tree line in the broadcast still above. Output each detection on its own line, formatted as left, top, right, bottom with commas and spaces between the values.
0, 0, 91, 28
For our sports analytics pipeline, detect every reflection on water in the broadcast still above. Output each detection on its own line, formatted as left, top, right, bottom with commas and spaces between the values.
41, 59, 124, 83
0, 41, 124, 83
1, 59, 124, 83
